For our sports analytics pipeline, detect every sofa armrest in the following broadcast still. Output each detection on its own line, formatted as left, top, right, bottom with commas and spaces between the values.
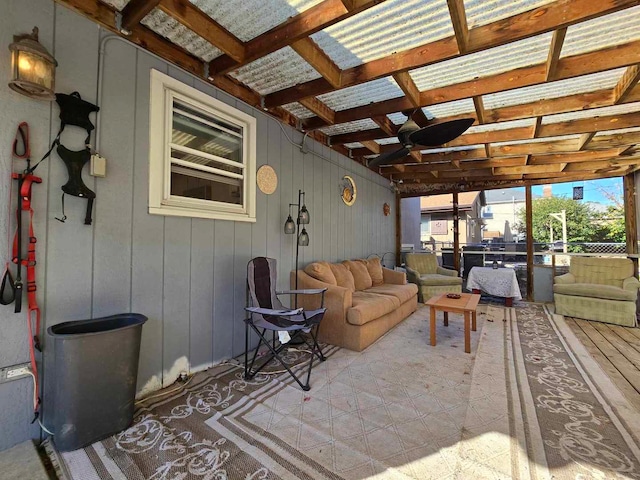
623, 276, 640, 292
382, 267, 406, 285
291, 270, 352, 348
436, 266, 458, 277
554, 273, 576, 285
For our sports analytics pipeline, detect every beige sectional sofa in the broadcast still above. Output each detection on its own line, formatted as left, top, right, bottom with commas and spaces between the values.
553, 256, 639, 327
293, 257, 418, 351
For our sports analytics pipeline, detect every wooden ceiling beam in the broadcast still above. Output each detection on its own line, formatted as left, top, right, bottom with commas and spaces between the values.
472, 96, 485, 124
538, 111, 640, 138
301, 39, 640, 127
380, 156, 528, 176
360, 140, 380, 155
613, 64, 640, 104
299, 97, 336, 125
158, 0, 244, 62
545, 27, 567, 81
447, 0, 469, 54
121, 0, 161, 31
529, 148, 624, 165
577, 132, 596, 150
393, 72, 421, 107
208, 0, 383, 75
291, 38, 342, 88
265, 0, 638, 108
494, 164, 565, 176
371, 115, 399, 136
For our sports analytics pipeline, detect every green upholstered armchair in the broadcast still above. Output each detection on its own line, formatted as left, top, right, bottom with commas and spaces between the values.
553, 256, 639, 327
405, 253, 462, 302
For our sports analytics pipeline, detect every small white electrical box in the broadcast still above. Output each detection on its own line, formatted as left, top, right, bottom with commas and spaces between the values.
90, 154, 107, 177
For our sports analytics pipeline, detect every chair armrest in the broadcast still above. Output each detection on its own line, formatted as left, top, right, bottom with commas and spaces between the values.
623, 277, 640, 292
245, 306, 303, 316
405, 267, 420, 284
382, 267, 406, 285
436, 266, 458, 277
277, 288, 327, 295
554, 273, 576, 285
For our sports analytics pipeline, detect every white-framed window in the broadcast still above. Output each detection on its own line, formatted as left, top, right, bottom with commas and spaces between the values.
149, 69, 257, 222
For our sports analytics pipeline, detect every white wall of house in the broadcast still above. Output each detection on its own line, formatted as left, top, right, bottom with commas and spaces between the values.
481, 200, 525, 239
0, 0, 395, 451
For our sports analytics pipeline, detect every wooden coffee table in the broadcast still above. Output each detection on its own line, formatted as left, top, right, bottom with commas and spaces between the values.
425, 293, 481, 353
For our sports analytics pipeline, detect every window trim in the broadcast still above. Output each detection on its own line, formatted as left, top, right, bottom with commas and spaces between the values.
149, 69, 257, 222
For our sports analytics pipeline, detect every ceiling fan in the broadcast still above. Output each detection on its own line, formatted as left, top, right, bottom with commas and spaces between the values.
367, 112, 475, 168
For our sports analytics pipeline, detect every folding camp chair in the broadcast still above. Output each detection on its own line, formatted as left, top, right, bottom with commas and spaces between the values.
244, 257, 327, 391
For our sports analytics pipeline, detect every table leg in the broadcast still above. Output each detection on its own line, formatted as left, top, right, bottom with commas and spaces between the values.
472, 310, 477, 332
464, 311, 470, 354
505, 297, 513, 307
443, 311, 448, 326
430, 306, 436, 347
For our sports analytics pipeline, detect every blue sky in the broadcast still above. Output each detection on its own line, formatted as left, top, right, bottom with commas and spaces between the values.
531, 177, 623, 206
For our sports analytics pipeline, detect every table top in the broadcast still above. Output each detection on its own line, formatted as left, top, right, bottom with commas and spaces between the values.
466, 266, 522, 300
425, 292, 481, 313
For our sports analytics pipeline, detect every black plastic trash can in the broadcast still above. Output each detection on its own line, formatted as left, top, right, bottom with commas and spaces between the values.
45, 313, 147, 452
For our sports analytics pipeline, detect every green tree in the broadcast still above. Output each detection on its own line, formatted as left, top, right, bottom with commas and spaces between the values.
514, 196, 599, 250
593, 205, 625, 242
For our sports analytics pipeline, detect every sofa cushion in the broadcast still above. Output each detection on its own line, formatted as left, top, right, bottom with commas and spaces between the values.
364, 257, 384, 286
365, 283, 417, 304
304, 261, 337, 285
330, 263, 355, 292
347, 292, 401, 326
406, 253, 438, 274
554, 283, 637, 302
418, 274, 463, 286
343, 260, 373, 291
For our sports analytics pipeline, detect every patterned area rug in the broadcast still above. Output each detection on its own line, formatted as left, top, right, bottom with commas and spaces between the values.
43, 304, 640, 479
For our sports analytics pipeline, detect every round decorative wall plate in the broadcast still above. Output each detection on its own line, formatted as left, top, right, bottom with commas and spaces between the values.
341, 175, 357, 206
256, 165, 277, 194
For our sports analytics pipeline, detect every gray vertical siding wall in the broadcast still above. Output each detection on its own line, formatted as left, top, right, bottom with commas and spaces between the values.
0, 0, 395, 451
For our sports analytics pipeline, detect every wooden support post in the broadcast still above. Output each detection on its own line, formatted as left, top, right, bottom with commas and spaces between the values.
453, 191, 460, 273
526, 186, 534, 301
623, 173, 638, 274
395, 193, 401, 268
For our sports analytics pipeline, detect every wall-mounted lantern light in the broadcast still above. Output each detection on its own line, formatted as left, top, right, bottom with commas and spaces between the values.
9, 27, 57, 101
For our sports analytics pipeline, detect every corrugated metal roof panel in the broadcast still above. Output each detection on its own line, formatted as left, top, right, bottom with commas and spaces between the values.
561, 6, 640, 58
482, 69, 626, 110
344, 142, 363, 149
142, 9, 222, 61
101, 0, 128, 10
594, 127, 640, 136
492, 134, 581, 146
282, 102, 315, 119
311, 0, 453, 70
387, 99, 476, 124
230, 47, 321, 95
420, 144, 484, 154
467, 118, 534, 133
190, 0, 324, 42
541, 102, 640, 125
410, 32, 552, 91
318, 77, 403, 110
377, 138, 400, 145
320, 118, 379, 136
464, 0, 555, 29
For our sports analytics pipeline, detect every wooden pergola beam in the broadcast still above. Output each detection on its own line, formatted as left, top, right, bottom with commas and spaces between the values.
121, 0, 161, 31
208, 0, 383, 75
158, 0, 244, 62
545, 27, 567, 81
291, 37, 342, 88
299, 97, 336, 125
264, 0, 639, 108
371, 115, 399, 136
613, 64, 640, 104
447, 0, 469, 54
393, 72, 421, 107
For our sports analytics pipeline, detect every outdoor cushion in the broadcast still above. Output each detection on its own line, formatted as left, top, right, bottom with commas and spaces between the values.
304, 261, 337, 285
347, 292, 400, 326
418, 274, 463, 286
406, 253, 439, 274
570, 256, 634, 289
343, 260, 373, 291
365, 284, 418, 304
330, 263, 356, 292
553, 283, 637, 302
364, 257, 384, 286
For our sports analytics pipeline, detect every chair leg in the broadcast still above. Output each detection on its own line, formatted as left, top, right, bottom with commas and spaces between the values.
309, 327, 326, 362
245, 326, 268, 379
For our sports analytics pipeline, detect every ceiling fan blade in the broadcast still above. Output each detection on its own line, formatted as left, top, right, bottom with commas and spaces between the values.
409, 118, 475, 147
367, 147, 411, 168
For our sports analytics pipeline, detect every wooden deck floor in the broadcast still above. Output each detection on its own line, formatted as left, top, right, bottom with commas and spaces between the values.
565, 318, 640, 413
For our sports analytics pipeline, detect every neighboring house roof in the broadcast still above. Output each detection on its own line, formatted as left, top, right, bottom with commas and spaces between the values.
421, 191, 485, 213
484, 188, 526, 205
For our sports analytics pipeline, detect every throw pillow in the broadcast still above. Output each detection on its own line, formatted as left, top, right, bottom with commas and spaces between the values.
365, 257, 384, 286
343, 260, 373, 291
330, 263, 355, 292
304, 261, 337, 285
